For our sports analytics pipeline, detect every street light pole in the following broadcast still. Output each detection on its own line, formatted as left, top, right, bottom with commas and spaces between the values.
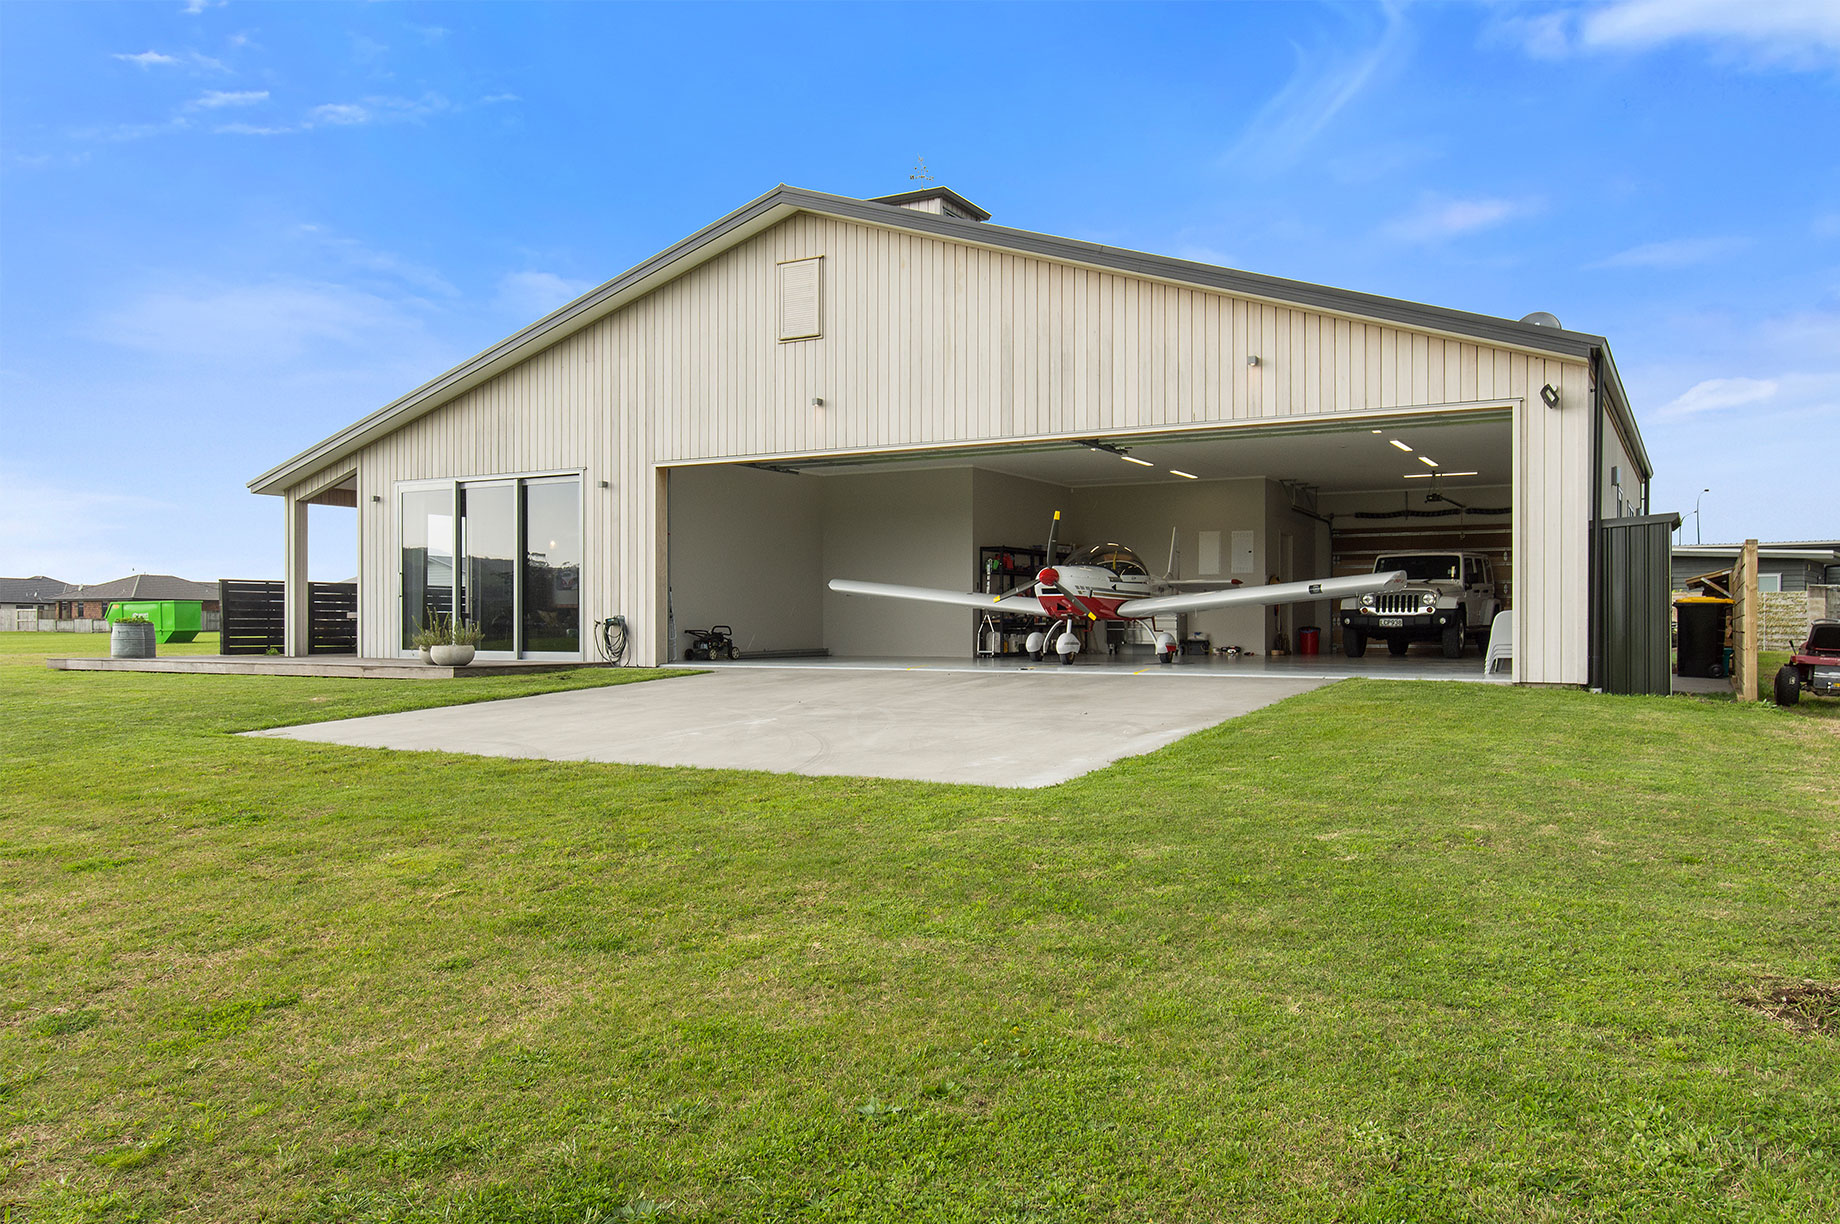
1694, 488, 1710, 545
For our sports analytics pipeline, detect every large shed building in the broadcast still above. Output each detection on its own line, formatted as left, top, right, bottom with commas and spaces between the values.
250, 184, 1655, 686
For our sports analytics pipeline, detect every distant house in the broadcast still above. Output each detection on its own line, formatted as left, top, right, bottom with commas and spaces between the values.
0, 575, 71, 630
1670, 541, 1840, 594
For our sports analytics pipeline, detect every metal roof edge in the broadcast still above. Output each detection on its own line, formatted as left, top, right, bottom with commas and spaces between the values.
1591, 343, 1652, 481
790, 186, 1605, 359
250, 181, 1633, 496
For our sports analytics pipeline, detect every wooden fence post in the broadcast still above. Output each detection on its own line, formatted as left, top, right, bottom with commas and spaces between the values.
1733, 539, 1759, 702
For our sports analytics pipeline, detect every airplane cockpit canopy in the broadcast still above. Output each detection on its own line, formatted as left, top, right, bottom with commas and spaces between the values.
1066, 543, 1150, 578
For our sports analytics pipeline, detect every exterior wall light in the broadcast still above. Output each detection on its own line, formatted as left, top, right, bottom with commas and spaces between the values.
1541, 383, 1561, 409
1247, 355, 1261, 367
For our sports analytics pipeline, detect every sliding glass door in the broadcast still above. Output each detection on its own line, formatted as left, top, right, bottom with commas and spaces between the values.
401, 474, 582, 658
521, 476, 581, 656
461, 481, 517, 654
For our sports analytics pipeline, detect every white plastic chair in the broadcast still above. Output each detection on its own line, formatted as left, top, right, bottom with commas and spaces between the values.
1483, 610, 1514, 675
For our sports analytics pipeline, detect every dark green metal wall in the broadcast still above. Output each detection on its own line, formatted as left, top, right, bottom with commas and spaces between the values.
1597, 513, 1681, 695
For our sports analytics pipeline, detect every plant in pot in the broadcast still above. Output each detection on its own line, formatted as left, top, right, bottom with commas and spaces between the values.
418, 615, 484, 667
110, 613, 157, 660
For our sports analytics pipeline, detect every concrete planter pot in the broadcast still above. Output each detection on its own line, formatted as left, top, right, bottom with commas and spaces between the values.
419, 648, 434, 665
110, 621, 157, 659
429, 644, 475, 667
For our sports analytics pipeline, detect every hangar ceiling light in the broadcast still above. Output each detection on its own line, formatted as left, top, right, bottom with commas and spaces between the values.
1388, 439, 1413, 452
1419, 455, 1439, 467
1169, 469, 1199, 479
1404, 471, 1477, 478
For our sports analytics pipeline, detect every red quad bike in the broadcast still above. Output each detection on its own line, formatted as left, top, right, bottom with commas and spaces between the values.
1773, 619, 1840, 706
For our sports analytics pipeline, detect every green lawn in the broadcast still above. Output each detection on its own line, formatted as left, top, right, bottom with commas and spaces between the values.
2, 632, 1836, 1222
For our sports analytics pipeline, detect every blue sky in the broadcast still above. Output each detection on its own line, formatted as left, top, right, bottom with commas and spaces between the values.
2, 0, 1836, 582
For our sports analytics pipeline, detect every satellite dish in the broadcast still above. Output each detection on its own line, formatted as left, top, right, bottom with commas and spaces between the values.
1519, 311, 1563, 329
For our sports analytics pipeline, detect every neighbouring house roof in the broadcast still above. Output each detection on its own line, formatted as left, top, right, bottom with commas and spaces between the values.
1673, 541, 1840, 559
250, 182, 1648, 497
0, 575, 72, 604
65, 574, 218, 602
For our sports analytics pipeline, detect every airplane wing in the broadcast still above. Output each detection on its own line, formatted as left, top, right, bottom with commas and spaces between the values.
1126, 571, 1405, 617
828, 578, 1049, 617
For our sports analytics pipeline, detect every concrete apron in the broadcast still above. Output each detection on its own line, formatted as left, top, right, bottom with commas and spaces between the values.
245, 669, 1330, 788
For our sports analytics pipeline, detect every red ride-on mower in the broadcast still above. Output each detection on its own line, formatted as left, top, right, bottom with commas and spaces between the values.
1773, 619, 1840, 706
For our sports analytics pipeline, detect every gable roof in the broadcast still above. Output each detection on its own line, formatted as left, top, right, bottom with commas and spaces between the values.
0, 575, 71, 603
250, 183, 1647, 497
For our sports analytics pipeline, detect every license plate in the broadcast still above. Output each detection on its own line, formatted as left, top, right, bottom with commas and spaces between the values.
1379, 617, 1404, 628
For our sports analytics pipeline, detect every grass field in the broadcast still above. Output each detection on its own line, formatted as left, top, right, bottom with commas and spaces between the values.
2, 631, 1836, 1222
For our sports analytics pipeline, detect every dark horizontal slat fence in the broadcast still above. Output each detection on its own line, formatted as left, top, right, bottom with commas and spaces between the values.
219, 579, 284, 655
308, 582, 357, 655
218, 579, 357, 655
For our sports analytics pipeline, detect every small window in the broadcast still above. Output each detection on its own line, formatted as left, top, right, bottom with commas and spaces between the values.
1758, 572, 1782, 593
778, 257, 823, 341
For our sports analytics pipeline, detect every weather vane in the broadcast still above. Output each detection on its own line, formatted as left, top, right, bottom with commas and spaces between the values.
909, 156, 934, 182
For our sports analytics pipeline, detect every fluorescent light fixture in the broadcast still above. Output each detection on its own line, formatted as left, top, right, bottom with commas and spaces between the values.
1404, 471, 1478, 479
1122, 455, 1155, 467
1370, 429, 1384, 434
1388, 439, 1412, 452
1169, 469, 1198, 479
1419, 455, 1439, 467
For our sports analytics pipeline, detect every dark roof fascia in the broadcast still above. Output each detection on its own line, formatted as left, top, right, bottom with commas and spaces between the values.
249, 182, 1636, 497
1591, 344, 1651, 480
866, 186, 992, 221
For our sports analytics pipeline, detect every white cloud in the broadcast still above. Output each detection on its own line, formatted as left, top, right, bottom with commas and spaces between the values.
480, 92, 521, 105
295, 226, 459, 297
308, 102, 371, 126
181, 0, 226, 14
1489, 1, 1840, 71
1582, 0, 1840, 63
112, 48, 228, 72
306, 94, 449, 128
1381, 194, 1535, 242
1587, 236, 1750, 269
190, 89, 269, 109
97, 279, 442, 366
1223, 2, 1407, 175
1657, 376, 1778, 418
215, 122, 296, 137
496, 271, 596, 320
114, 50, 181, 68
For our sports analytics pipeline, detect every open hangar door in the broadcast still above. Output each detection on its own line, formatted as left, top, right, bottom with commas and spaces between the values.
664, 410, 1512, 668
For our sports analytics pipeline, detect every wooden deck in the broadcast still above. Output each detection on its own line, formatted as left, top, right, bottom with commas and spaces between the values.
44, 655, 601, 680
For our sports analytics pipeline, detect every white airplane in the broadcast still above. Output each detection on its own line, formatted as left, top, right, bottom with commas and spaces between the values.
829, 511, 1407, 664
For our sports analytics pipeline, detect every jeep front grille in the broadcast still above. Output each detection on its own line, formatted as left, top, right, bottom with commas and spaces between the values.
1373, 593, 1426, 615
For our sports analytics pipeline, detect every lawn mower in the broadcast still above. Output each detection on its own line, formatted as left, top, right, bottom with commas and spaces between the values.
1773, 619, 1840, 706
683, 625, 739, 661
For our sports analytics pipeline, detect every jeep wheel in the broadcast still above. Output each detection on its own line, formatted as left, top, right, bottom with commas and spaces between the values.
1441, 622, 1464, 659
1774, 665, 1802, 707
1387, 637, 1410, 657
1343, 628, 1367, 658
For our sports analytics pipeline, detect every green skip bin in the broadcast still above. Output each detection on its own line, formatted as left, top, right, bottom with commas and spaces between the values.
107, 600, 203, 644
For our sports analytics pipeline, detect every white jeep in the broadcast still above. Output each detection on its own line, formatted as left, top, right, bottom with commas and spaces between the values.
1339, 552, 1501, 659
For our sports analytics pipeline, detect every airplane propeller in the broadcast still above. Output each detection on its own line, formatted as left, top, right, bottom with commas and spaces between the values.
999, 509, 1099, 621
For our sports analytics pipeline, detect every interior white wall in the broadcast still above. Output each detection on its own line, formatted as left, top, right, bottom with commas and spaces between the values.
668, 465, 824, 656
1265, 482, 1332, 646
1067, 478, 1270, 652
821, 468, 972, 657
